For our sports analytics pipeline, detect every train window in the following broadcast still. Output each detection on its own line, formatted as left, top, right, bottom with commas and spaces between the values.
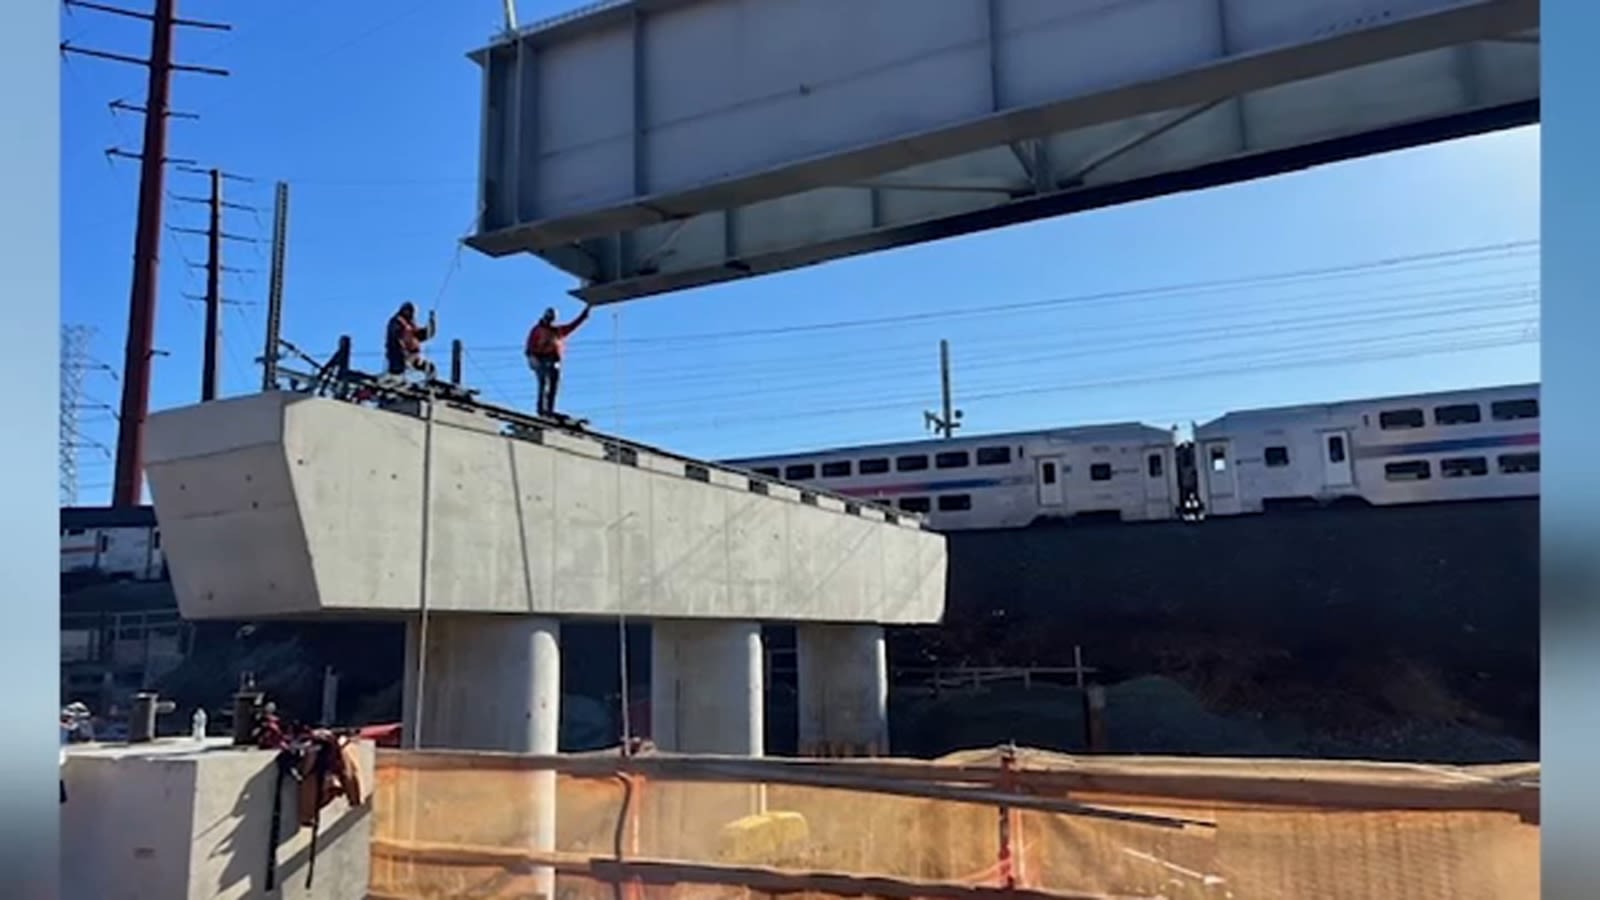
1379, 408, 1425, 430
1147, 453, 1163, 478
820, 461, 852, 478
1491, 398, 1539, 421
896, 455, 929, 472
1441, 457, 1489, 478
1384, 460, 1432, 481
152, 531, 162, 549
66, 527, 85, 536
754, 467, 779, 478
1499, 452, 1540, 474
898, 496, 932, 513
976, 446, 1012, 466
784, 464, 816, 481
1434, 403, 1482, 425
1041, 462, 1058, 485
935, 450, 970, 469
1326, 435, 1346, 463
1264, 446, 1290, 467
937, 494, 972, 512
859, 458, 890, 475
1090, 463, 1112, 482
1209, 446, 1228, 472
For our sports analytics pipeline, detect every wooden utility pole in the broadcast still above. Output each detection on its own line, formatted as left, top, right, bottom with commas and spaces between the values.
201, 168, 222, 401
924, 339, 962, 439
62, 0, 230, 506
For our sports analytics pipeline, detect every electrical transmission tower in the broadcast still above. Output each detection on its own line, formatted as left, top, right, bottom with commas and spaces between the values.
60, 325, 95, 506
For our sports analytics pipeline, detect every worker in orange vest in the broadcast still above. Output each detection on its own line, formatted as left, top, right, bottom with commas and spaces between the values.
525, 304, 591, 417
384, 301, 437, 381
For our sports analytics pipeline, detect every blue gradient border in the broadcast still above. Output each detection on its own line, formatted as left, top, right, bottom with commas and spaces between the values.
0, 0, 61, 895
1542, 2, 1597, 898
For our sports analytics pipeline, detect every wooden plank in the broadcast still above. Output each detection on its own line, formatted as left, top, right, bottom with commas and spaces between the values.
375, 749, 1538, 819
369, 837, 1143, 900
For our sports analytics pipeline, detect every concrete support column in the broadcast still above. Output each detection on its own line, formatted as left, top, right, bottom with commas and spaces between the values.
650, 619, 764, 755
796, 624, 888, 757
401, 614, 560, 898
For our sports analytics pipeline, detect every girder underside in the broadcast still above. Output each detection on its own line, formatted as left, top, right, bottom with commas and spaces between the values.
466, 0, 1539, 302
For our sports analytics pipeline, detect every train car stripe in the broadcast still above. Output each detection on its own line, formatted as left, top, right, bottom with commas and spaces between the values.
1353, 431, 1539, 460
834, 475, 1032, 497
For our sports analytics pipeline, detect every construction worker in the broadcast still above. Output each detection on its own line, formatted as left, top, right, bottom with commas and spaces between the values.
384, 301, 437, 381
525, 303, 591, 417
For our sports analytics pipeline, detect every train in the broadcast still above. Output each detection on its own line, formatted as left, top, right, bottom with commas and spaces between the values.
60, 505, 167, 583
58, 382, 1540, 576
723, 382, 1541, 531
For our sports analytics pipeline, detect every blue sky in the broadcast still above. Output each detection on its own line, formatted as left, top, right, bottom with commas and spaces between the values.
60, 2, 1539, 502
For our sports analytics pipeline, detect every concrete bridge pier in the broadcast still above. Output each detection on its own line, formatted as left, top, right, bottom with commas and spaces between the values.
650, 619, 765, 755
795, 624, 889, 757
402, 613, 560, 899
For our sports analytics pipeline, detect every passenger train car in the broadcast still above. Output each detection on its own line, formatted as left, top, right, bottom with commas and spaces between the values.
1193, 382, 1540, 515
60, 505, 167, 583
724, 423, 1182, 530
724, 382, 1540, 532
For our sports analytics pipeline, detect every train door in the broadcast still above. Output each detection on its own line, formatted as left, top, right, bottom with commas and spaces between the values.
1320, 430, 1354, 491
1201, 440, 1239, 515
1036, 456, 1066, 509
1143, 448, 1173, 519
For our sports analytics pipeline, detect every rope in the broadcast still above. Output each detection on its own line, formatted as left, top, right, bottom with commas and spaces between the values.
611, 309, 634, 755
425, 201, 488, 321
410, 391, 439, 751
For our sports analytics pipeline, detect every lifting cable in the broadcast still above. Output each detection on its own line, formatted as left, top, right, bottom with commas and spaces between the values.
401, 202, 484, 869
408, 204, 483, 754
611, 307, 635, 756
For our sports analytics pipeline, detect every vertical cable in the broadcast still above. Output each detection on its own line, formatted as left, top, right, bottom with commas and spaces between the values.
612, 309, 633, 754
410, 393, 438, 749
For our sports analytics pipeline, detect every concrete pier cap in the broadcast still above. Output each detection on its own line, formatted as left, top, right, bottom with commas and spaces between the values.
145, 391, 947, 625
146, 392, 945, 760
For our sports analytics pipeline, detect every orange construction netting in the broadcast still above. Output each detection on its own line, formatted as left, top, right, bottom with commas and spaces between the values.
368, 746, 1538, 900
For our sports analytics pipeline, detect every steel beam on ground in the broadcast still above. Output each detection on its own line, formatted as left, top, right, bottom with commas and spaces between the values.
465, 0, 1538, 303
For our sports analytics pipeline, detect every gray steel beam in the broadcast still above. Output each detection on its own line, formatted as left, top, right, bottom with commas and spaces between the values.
563, 97, 1536, 303
468, 0, 1537, 254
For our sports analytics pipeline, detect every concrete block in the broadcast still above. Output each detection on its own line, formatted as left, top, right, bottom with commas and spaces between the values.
145, 392, 947, 625
61, 739, 375, 900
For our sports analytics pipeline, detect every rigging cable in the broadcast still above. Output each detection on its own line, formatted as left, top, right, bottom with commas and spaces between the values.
611, 307, 635, 755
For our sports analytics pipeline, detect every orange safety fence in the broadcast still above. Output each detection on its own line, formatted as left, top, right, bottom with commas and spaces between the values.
368, 746, 1538, 900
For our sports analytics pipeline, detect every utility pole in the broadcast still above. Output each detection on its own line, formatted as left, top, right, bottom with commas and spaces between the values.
201, 168, 221, 400
261, 181, 290, 391
62, 0, 231, 507
173, 165, 258, 402
923, 339, 963, 439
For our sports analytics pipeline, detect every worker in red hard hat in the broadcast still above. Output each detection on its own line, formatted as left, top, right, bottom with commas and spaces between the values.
525, 303, 591, 417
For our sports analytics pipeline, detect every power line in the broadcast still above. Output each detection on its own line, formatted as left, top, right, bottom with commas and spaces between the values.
389, 247, 1541, 373
539, 239, 1541, 350
634, 330, 1538, 442
466, 286, 1537, 410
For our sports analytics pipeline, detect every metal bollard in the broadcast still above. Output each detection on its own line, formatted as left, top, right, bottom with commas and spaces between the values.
129, 691, 176, 743
232, 691, 265, 746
